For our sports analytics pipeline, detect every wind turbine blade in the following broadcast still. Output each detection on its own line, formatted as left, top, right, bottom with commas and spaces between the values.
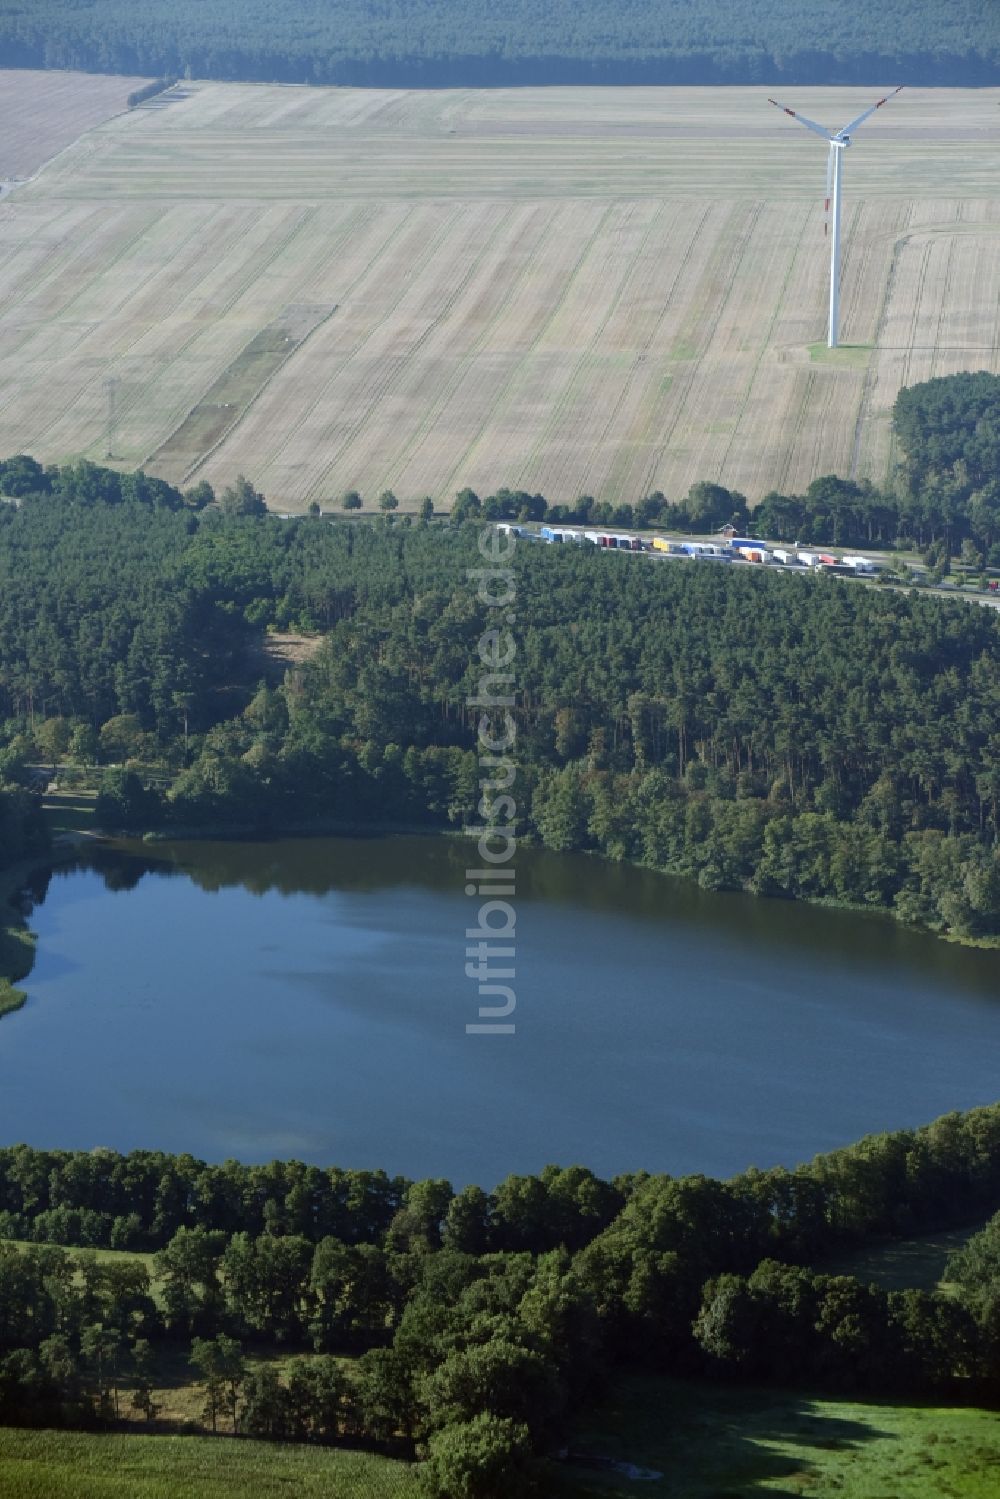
767, 97, 835, 142
836, 86, 903, 139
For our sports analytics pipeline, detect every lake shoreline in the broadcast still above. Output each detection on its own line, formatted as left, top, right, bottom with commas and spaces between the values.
132, 818, 1000, 952
0, 855, 55, 1017
139, 818, 467, 844
0, 819, 109, 1016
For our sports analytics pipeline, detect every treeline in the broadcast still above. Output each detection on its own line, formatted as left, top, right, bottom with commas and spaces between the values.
455, 480, 751, 535
4, 1105, 1000, 1486
0, 1147, 412, 1251
462, 479, 1000, 566
0, 0, 997, 87
126, 77, 176, 107
4, 1103, 1000, 1269
755, 475, 1000, 557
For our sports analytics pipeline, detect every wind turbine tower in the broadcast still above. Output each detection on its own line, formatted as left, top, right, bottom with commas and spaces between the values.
767, 88, 902, 349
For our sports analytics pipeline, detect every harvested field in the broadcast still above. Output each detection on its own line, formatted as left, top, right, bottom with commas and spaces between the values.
0, 69, 150, 183
2, 82, 1000, 508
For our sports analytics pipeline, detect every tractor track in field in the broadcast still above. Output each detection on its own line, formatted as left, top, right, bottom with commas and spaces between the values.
434, 201, 620, 502
285, 207, 472, 503
299, 206, 509, 502
512, 201, 665, 497
634, 200, 765, 500
368, 203, 561, 498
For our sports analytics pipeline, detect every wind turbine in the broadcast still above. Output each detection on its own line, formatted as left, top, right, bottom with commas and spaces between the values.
767, 87, 902, 349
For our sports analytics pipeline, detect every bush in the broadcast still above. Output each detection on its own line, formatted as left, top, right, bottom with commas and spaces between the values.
420, 1414, 535, 1499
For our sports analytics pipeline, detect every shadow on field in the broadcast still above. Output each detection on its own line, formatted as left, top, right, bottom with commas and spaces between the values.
561, 1375, 895, 1498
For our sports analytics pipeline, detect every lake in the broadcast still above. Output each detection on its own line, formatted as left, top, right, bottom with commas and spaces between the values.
2, 835, 998, 1186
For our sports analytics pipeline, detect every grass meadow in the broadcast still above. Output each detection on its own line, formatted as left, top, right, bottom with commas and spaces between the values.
564, 1374, 1000, 1497
0, 1428, 414, 1498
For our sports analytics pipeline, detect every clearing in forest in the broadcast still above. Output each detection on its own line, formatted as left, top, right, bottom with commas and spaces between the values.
2, 81, 1000, 509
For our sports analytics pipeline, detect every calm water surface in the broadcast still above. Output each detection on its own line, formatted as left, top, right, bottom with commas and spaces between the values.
2, 836, 999, 1184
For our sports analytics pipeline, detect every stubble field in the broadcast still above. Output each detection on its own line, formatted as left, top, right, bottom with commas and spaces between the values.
2, 80, 1000, 509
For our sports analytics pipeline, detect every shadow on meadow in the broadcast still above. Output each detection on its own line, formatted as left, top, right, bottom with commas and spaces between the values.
559, 1375, 896, 1498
